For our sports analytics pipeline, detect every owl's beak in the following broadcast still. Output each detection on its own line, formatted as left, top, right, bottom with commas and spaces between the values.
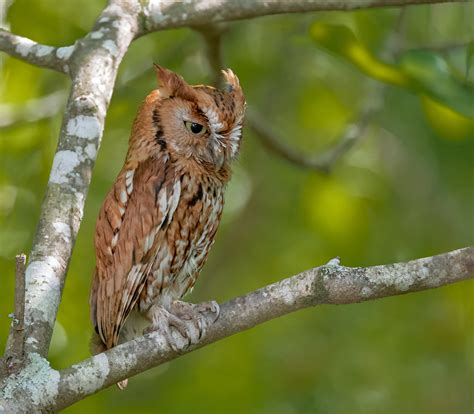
214, 147, 225, 171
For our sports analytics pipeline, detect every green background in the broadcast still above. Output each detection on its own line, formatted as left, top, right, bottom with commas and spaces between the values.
1, 1, 473, 413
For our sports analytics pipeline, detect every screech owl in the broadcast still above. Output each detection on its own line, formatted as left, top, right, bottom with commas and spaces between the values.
89, 65, 245, 388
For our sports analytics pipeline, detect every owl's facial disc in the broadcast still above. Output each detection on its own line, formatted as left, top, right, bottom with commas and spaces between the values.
155, 66, 245, 173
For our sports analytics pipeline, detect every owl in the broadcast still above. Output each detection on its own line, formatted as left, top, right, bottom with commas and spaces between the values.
90, 65, 245, 388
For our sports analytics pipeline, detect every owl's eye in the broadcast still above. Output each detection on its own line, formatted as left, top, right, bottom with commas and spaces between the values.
184, 121, 206, 135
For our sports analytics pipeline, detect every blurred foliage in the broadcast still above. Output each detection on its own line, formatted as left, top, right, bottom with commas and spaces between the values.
310, 22, 474, 118
1, 1, 474, 413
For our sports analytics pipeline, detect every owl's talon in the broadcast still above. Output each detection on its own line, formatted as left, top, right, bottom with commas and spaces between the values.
210, 301, 220, 322
146, 305, 193, 352
169, 300, 220, 339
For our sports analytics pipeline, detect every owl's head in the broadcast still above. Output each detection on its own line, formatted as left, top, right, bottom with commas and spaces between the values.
153, 65, 246, 174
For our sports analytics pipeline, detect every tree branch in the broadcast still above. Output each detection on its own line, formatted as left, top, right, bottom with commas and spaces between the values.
194, 8, 410, 173
139, 0, 458, 34
12, 254, 26, 347
246, 6, 407, 172
0, 247, 474, 412
2, 248, 470, 412
2, 254, 27, 372
0, 29, 74, 74
22, 0, 140, 358
247, 104, 376, 173
194, 23, 229, 88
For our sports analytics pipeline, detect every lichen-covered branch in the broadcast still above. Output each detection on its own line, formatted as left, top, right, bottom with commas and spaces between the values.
1, 247, 471, 412
21, 0, 140, 358
0, 29, 74, 74
55, 247, 473, 410
139, 0, 456, 34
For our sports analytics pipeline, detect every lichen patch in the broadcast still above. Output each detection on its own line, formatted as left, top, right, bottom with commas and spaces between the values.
25, 260, 62, 327
2, 353, 60, 408
56, 45, 75, 60
53, 221, 71, 243
66, 115, 102, 140
102, 40, 118, 57
49, 150, 80, 185
35, 45, 54, 57
15, 37, 35, 57
63, 353, 110, 395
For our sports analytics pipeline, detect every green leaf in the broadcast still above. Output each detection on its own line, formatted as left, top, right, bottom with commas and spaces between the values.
399, 50, 474, 118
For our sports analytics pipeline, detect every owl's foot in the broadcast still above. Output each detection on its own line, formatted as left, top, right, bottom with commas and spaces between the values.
145, 301, 219, 353
171, 300, 220, 325
169, 300, 220, 342
145, 305, 193, 353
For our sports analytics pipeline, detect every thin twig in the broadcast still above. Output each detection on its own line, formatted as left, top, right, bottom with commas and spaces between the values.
196, 22, 381, 173
394, 42, 471, 59
13, 254, 26, 343
247, 7, 409, 172
3, 254, 27, 371
247, 104, 376, 173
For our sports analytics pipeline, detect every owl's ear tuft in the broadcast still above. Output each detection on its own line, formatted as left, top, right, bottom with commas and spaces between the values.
222, 68, 245, 114
221, 69, 241, 93
154, 64, 195, 100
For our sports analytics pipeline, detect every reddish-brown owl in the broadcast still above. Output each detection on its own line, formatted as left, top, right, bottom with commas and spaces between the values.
90, 65, 245, 388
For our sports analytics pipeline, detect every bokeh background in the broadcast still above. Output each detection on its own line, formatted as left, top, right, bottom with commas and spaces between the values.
1, 1, 473, 413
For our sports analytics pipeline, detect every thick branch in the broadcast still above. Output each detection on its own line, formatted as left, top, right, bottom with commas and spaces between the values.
51, 247, 472, 410
0, 29, 74, 74
1, 248, 469, 411
140, 0, 458, 34
22, 0, 140, 358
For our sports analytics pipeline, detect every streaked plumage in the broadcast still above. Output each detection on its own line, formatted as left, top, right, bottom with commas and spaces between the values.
89, 66, 245, 387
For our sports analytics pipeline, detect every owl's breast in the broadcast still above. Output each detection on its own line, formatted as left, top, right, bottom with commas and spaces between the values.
139, 174, 224, 310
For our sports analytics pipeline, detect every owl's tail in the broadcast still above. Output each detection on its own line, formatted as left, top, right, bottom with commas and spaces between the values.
90, 332, 129, 390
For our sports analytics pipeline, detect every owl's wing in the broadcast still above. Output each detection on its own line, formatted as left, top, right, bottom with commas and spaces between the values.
90, 156, 180, 348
